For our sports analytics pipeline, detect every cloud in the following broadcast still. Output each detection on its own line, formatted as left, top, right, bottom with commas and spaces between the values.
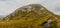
40, 0, 60, 15
0, 0, 60, 15
0, 0, 45, 15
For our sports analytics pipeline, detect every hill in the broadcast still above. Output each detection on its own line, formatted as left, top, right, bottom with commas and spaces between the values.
1, 4, 60, 28
3, 4, 57, 21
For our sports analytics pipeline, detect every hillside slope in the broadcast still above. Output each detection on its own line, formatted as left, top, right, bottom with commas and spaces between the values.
1, 4, 60, 28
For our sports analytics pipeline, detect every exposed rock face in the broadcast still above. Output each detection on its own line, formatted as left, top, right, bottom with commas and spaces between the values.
3, 4, 57, 21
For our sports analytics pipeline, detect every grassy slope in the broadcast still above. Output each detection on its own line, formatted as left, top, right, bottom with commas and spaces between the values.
0, 15, 51, 28
1, 4, 60, 28
56, 16, 60, 28
0, 12, 55, 28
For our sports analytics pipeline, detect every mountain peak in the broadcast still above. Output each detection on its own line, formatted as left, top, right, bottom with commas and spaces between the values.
3, 4, 57, 21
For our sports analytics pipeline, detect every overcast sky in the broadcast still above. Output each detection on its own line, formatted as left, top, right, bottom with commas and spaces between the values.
0, 0, 60, 16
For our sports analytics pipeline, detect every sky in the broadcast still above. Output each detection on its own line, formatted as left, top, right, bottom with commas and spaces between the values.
0, 0, 60, 16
